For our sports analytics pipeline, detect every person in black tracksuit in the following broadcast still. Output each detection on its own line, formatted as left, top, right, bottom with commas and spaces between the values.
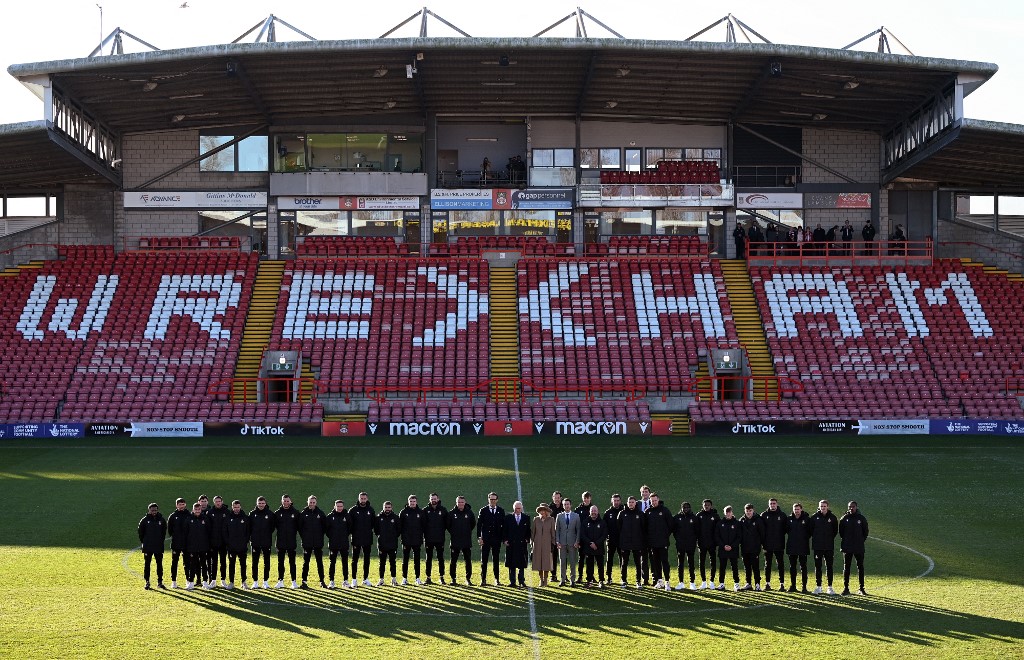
196, 495, 213, 581
477, 492, 506, 586
138, 503, 167, 589
224, 500, 251, 588
349, 493, 377, 584
644, 494, 673, 588
573, 492, 595, 580
696, 499, 720, 588
548, 491, 562, 582
185, 503, 212, 588
839, 501, 870, 595
447, 496, 477, 585
617, 496, 645, 586
207, 496, 230, 587
400, 495, 426, 584
787, 503, 812, 593
761, 498, 788, 591
299, 495, 328, 588
275, 494, 300, 587
603, 495, 624, 584
167, 498, 189, 587
739, 504, 765, 590
672, 502, 698, 588
423, 493, 448, 584
325, 500, 351, 587
580, 505, 607, 585
248, 496, 275, 587
376, 501, 401, 584
810, 499, 839, 594
715, 507, 742, 590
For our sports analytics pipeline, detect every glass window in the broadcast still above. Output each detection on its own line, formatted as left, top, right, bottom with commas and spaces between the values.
298, 211, 348, 236
307, 133, 387, 171
388, 133, 423, 173
532, 149, 554, 167
955, 195, 995, 229
703, 148, 722, 165
625, 148, 641, 172
199, 136, 234, 172
506, 211, 556, 236
599, 148, 621, 169
998, 195, 1024, 237
579, 148, 599, 169
645, 148, 664, 169
664, 148, 683, 161
685, 148, 703, 161
449, 210, 500, 236
275, 135, 306, 172
657, 209, 708, 235
199, 211, 263, 253
352, 210, 403, 237
5, 196, 50, 216
238, 136, 268, 171
553, 149, 574, 167
600, 210, 652, 236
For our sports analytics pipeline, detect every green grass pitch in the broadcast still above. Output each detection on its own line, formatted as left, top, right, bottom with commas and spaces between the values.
1, 436, 1022, 659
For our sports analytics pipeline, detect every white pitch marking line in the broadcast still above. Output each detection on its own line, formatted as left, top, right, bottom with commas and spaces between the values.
514, 447, 541, 660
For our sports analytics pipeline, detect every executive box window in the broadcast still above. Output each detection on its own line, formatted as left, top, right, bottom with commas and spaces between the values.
199, 211, 264, 253
600, 210, 653, 236
273, 132, 423, 173
352, 211, 404, 237
199, 135, 269, 172
531, 148, 574, 167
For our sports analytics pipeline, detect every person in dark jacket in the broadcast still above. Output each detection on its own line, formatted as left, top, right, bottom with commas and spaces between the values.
138, 502, 167, 590
739, 503, 765, 591
248, 496, 275, 589
580, 505, 608, 587
504, 500, 531, 587
349, 492, 377, 586
573, 492, 595, 580
812, 223, 827, 256
825, 225, 838, 256
299, 495, 327, 589
603, 494, 624, 585
376, 501, 401, 585
477, 492, 506, 586
617, 496, 645, 587
715, 506, 742, 590
810, 499, 840, 595
400, 494, 426, 584
224, 500, 250, 589
185, 502, 212, 590
761, 498, 788, 591
448, 495, 477, 585
672, 501, 698, 590
644, 493, 673, 590
325, 500, 351, 588
841, 220, 854, 255
547, 491, 562, 581
862, 219, 876, 255
839, 500, 870, 596
206, 496, 229, 588
274, 494, 300, 589
733, 223, 747, 259
423, 493, 448, 585
786, 502, 812, 593
696, 498, 720, 589
167, 497, 189, 589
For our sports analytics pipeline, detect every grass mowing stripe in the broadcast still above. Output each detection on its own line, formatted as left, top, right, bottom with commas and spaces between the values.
513, 447, 541, 660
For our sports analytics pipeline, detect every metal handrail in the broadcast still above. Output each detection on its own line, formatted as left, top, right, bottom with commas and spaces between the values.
744, 239, 933, 266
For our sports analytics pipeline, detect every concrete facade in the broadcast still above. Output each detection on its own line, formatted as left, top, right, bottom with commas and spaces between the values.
937, 218, 1024, 274
801, 128, 888, 238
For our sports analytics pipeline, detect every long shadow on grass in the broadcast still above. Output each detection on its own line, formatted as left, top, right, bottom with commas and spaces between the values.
150, 586, 1024, 648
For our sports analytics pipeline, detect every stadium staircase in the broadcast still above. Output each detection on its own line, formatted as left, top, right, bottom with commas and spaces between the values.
719, 260, 777, 401
961, 257, 1024, 282
0, 260, 44, 277
652, 412, 690, 436
233, 260, 285, 403
489, 265, 521, 402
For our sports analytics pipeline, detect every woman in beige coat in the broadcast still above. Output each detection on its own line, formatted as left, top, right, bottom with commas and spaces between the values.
531, 504, 556, 586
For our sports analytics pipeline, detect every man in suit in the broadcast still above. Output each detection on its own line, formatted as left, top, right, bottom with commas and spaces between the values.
477, 492, 506, 586
503, 500, 531, 587
555, 497, 581, 586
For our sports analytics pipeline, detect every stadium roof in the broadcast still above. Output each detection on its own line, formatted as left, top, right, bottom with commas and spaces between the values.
7, 38, 998, 134
892, 119, 1024, 188
0, 121, 107, 190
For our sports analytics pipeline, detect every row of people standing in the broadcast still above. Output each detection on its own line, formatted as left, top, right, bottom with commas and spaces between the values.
734, 219, 883, 258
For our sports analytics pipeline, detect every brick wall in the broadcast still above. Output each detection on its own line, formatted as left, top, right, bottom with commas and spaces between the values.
801, 128, 887, 236
938, 219, 1024, 274
63, 184, 117, 245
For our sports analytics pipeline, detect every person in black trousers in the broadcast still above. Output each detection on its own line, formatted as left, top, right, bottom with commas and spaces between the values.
787, 502, 812, 593
696, 498, 720, 589
376, 501, 401, 585
400, 494, 426, 585
602, 494, 624, 586
841, 220, 854, 255
447, 495, 477, 585
248, 496, 275, 589
739, 503, 764, 591
299, 495, 327, 589
580, 505, 607, 587
617, 496, 645, 588
573, 492, 595, 581
862, 219, 876, 256
206, 496, 229, 588
274, 494, 300, 589
224, 499, 251, 589
547, 491, 562, 582
423, 493, 448, 585
672, 501, 698, 590
760, 498, 788, 591
185, 502, 212, 589
715, 506, 742, 590
810, 499, 839, 595
477, 492, 506, 586
503, 500, 531, 588
644, 493, 673, 591
167, 497, 189, 589
839, 501, 870, 596
138, 502, 166, 590
325, 500, 351, 588
349, 492, 377, 586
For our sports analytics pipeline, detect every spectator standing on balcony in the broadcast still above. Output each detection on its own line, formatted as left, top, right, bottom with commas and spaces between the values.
786, 227, 799, 256
889, 224, 907, 256
839, 501, 869, 596
841, 220, 855, 255
765, 223, 778, 258
826, 225, 839, 257
733, 223, 747, 259
748, 222, 764, 257
812, 223, 827, 256
798, 226, 811, 258
481, 157, 491, 184
862, 219, 876, 255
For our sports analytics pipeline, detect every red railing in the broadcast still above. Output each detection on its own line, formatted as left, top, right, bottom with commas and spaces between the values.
688, 375, 805, 402
745, 239, 933, 266
939, 241, 1024, 263
207, 376, 317, 402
